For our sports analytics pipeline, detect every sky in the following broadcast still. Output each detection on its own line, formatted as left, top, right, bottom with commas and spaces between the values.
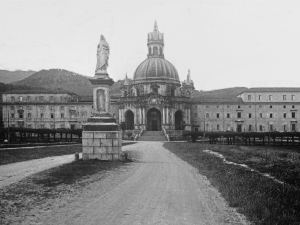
1, 0, 300, 91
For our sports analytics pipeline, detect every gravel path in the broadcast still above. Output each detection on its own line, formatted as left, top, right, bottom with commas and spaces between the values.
0, 153, 81, 188
29, 141, 249, 225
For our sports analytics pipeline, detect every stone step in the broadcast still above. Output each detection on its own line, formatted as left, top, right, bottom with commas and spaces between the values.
138, 131, 168, 141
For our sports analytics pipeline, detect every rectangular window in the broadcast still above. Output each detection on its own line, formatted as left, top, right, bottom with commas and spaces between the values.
28, 113, 31, 119
283, 105, 286, 108
217, 124, 220, 131
51, 113, 54, 119
248, 113, 252, 118
227, 113, 230, 118
248, 95, 251, 101
259, 113, 263, 118
249, 125, 252, 132
61, 113, 64, 118
40, 113, 44, 118
283, 95, 286, 100
292, 105, 295, 108
292, 112, 296, 118
284, 125, 287, 131
11, 113, 15, 118
238, 105, 241, 108
259, 95, 262, 100
283, 113, 286, 118
27, 96, 31, 102
11, 96, 15, 102
259, 125, 263, 131
269, 95, 273, 100
227, 105, 230, 108
270, 105, 272, 108
216, 113, 219, 118
270, 124, 273, 131
292, 95, 295, 101
270, 113, 273, 118
292, 123, 296, 131
237, 112, 241, 118
19, 113, 23, 119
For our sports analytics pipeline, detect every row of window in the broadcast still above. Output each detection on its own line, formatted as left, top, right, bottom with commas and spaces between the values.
199, 112, 298, 119
9, 105, 89, 111
10, 111, 88, 119
247, 94, 296, 101
204, 105, 296, 109
10, 96, 74, 102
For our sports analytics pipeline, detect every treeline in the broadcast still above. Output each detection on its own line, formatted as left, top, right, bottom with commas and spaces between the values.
184, 131, 300, 145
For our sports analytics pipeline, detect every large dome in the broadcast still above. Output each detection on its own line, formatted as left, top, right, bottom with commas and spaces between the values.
134, 57, 180, 82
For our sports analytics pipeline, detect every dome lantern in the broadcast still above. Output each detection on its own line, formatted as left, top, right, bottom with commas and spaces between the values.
147, 21, 164, 58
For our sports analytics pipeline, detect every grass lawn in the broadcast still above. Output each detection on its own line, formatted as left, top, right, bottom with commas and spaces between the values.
164, 142, 300, 225
0, 144, 82, 165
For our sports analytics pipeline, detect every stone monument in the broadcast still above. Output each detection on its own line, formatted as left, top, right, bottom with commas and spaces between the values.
82, 35, 122, 160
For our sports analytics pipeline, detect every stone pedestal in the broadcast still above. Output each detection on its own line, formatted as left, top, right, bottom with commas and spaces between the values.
82, 73, 122, 160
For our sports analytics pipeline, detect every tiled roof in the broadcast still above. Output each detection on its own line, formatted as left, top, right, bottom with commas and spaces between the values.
3, 89, 77, 95
246, 88, 300, 92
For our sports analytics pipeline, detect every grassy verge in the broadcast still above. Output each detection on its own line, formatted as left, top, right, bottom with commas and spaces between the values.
0, 156, 133, 225
0, 144, 82, 165
164, 142, 300, 225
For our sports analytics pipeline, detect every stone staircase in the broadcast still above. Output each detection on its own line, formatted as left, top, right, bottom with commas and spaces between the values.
138, 131, 168, 141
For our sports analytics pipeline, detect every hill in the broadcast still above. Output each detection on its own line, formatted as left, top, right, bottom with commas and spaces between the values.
12, 69, 124, 97
0, 70, 36, 84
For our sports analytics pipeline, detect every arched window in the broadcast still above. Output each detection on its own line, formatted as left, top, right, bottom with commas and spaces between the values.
186, 91, 191, 97
153, 46, 158, 56
159, 47, 163, 56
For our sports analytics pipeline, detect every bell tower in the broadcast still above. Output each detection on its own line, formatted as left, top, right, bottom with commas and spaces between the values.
147, 21, 164, 58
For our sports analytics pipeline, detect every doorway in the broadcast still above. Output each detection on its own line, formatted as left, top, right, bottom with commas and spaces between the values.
125, 110, 134, 130
175, 110, 183, 130
147, 108, 161, 131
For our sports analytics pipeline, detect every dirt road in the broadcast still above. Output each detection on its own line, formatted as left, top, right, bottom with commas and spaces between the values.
31, 141, 249, 225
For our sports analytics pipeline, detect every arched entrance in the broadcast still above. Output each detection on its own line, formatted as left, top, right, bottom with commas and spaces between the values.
147, 108, 161, 131
125, 110, 134, 130
175, 110, 183, 130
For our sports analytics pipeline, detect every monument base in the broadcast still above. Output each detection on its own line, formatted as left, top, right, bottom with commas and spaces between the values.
82, 115, 122, 161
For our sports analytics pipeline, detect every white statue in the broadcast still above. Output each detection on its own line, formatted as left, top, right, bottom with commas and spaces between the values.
95, 35, 110, 73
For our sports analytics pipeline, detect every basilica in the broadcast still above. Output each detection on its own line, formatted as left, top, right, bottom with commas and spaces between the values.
118, 22, 194, 131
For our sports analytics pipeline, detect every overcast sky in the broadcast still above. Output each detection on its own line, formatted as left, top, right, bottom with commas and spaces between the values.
1, 0, 300, 91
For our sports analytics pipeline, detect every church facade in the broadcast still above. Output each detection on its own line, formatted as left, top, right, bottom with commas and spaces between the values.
118, 22, 194, 131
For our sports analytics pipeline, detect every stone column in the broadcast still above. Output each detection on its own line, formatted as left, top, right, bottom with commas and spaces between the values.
163, 108, 165, 125
139, 108, 142, 124
166, 108, 169, 124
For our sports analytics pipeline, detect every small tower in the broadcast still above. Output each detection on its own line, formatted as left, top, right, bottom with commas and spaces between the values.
147, 21, 164, 58
121, 73, 130, 97
181, 70, 195, 97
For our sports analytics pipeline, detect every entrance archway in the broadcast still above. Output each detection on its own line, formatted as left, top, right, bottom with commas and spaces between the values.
175, 110, 183, 130
125, 110, 134, 130
147, 108, 161, 131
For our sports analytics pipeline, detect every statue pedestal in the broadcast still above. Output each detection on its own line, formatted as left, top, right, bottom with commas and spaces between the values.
82, 76, 122, 161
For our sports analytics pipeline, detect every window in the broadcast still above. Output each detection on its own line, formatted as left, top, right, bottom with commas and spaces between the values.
11, 96, 15, 102
270, 105, 273, 108
292, 112, 296, 118
61, 113, 64, 118
270, 124, 274, 131
227, 105, 230, 108
238, 105, 241, 108
40, 113, 44, 118
205, 113, 209, 118
206, 105, 209, 108
259, 95, 262, 100
259, 125, 263, 131
71, 124, 75, 129
269, 95, 273, 100
217, 124, 220, 131
27, 96, 31, 102
227, 113, 230, 118
216, 105, 219, 108
216, 113, 219, 118
28, 113, 31, 119
292, 95, 295, 101
283, 105, 286, 108
259, 105, 262, 108
292, 105, 295, 108
19, 96, 23, 101
270, 113, 273, 118
51, 113, 54, 119
283, 95, 286, 100
19, 113, 23, 119
248, 95, 251, 101
259, 113, 263, 118
248, 113, 252, 118
249, 125, 252, 132
292, 123, 296, 131
11, 113, 15, 118
284, 125, 287, 131
249, 105, 252, 108
237, 112, 241, 118
283, 113, 286, 118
